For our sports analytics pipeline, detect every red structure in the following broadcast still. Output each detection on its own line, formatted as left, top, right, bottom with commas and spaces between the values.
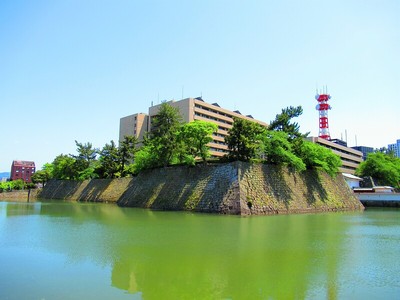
10, 160, 36, 183
315, 92, 332, 140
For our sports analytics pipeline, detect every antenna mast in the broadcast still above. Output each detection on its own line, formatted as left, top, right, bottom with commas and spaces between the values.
315, 89, 332, 140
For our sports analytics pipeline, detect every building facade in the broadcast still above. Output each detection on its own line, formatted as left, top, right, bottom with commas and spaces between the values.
119, 97, 364, 173
120, 97, 267, 157
352, 146, 374, 160
307, 137, 363, 174
10, 160, 36, 183
388, 139, 400, 158
119, 113, 149, 146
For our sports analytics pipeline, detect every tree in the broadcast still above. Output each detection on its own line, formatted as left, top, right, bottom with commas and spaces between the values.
52, 154, 77, 180
262, 130, 306, 171
31, 169, 52, 186
149, 103, 183, 167
11, 179, 25, 190
42, 163, 54, 176
268, 106, 308, 140
98, 140, 120, 178
0, 182, 11, 192
356, 152, 400, 188
225, 117, 266, 161
72, 141, 98, 167
118, 135, 138, 176
297, 140, 342, 177
179, 121, 217, 163
133, 142, 160, 173
71, 141, 99, 180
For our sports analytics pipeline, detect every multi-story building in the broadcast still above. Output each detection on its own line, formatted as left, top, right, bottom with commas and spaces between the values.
10, 160, 36, 183
119, 113, 149, 146
352, 146, 374, 160
388, 139, 400, 158
307, 137, 363, 174
120, 97, 364, 173
120, 97, 268, 157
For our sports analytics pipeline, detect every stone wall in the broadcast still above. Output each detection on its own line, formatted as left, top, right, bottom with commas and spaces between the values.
0, 189, 40, 201
38, 162, 364, 215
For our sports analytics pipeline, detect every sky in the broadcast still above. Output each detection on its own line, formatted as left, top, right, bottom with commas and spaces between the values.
1, 0, 399, 172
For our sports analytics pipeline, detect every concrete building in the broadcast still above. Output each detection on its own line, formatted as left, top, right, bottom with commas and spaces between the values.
307, 137, 363, 174
388, 139, 400, 158
120, 97, 364, 172
120, 97, 268, 157
119, 113, 149, 146
352, 146, 374, 160
10, 160, 36, 183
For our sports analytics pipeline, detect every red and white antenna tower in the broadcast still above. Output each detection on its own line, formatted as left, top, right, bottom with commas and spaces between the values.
315, 88, 332, 140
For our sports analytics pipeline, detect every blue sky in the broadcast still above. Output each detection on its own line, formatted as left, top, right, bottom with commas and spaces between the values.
1, 0, 399, 171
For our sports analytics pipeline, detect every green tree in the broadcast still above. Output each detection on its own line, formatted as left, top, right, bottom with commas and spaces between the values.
149, 103, 183, 167
42, 163, 54, 177
179, 121, 218, 163
268, 106, 308, 140
118, 135, 138, 176
225, 117, 266, 161
133, 142, 159, 173
297, 140, 342, 177
262, 130, 306, 171
71, 141, 99, 180
52, 154, 77, 180
98, 140, 120, 178
11, 179, 25, 190
356, 152, 400, 188
31, 169, 52, 186
0, 181, 13, 192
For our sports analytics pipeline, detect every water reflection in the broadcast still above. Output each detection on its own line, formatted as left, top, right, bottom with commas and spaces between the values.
1, 202, 399, 299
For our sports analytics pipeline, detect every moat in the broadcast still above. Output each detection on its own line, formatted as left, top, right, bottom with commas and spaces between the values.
0, 200, 399, 299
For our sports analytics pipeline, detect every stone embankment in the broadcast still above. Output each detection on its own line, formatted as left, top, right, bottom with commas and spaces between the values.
0, 189, 40, 201
38, 162, 364, 215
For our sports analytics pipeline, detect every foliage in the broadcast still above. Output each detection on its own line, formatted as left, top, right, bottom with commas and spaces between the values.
97, 140, 120, 178
0, 180, 18, 193
268, 106, 308, 140
71, 141, 99, 179
262, 130, 306, 171
31, 169, 52, 186
133, 143, 160, 173
179, 121, 218, 163
0, 179, 40, 192
72, 140, 98, 163
31, 163, 54, 186
52, 154, 77, 180
296, 140, 342, 177
11, 179, 25, 190
356, 152, 400, 188
0, 182, 10, 192
77, 163, 100, 180
127, 103, 184, 171
149, 103, 183, 167
118, 135, 138, 176
39, 104, 346, 179
225, 117, 266, 161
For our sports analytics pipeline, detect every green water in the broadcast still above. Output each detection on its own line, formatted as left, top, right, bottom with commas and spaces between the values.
0, 201, 399, 300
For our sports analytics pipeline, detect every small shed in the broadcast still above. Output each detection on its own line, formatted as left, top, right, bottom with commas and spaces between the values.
342, 173, 363, 189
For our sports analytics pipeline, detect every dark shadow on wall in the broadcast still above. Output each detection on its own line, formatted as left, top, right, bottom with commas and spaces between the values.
261, 164, 294, 209
301, 169, 328, 204
117, 163, 240, 213
78, 179, 113, 202
38, 179, 82, 200
117, 169, 160, 207
194, 163, 239, 213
